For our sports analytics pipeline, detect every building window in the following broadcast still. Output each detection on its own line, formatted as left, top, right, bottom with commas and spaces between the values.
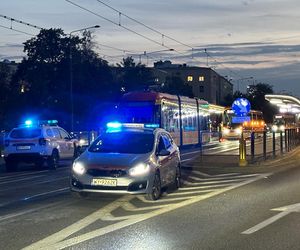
199, 85, 204, 93
187, 76, 193, 82
199, 76, 205, 82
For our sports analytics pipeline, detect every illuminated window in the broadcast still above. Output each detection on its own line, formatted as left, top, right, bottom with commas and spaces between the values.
187, 76, 193, 82
199, 76, 205, 82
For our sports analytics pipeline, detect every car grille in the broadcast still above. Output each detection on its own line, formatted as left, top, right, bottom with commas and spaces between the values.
82, 185, 128, 191
87, 169, 127, 177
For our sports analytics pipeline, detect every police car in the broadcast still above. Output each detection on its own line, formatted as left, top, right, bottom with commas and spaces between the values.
70, 122, 181, 201
3, 120, 79, 171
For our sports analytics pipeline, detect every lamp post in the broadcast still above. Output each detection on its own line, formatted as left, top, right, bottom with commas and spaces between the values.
69, 25, 100, 132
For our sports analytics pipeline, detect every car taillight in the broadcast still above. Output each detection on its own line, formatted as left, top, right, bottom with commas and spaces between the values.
4, 139, 9, 147
39, 138, 47, 146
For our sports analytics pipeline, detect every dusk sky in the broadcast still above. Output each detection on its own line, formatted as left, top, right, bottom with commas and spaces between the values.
1, 0, 299, 95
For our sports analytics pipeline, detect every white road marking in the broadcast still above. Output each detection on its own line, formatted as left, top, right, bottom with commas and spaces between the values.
0, 175, 47, 185
188, 174, 260, 181
242, 202, 300, 234
22, 187, 69, 201
0, 170, 49, 180
0, 201, 69, 223
179, 184, 229, 191
183, 178, 244, 185
121, 202, 167, 212
23, 173, 270, 250
0, 177, 69, 192
181, 157, 196, 163
167, 189, 215, 196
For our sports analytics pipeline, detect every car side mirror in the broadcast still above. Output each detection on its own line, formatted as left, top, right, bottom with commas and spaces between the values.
157, 149, 171, 156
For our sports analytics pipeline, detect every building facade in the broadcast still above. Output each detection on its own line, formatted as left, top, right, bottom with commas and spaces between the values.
151, 61, 233, 105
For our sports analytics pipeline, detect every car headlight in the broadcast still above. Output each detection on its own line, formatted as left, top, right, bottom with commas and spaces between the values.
129, 163, 150, 177
235, 127, 242, 134
72, 162, 86, 175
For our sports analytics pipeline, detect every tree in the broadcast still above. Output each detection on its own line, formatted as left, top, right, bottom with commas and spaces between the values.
11, 28, 115, 130
246, 83, 277, 123
0, 62, 15, 129
117, 56, 154, 94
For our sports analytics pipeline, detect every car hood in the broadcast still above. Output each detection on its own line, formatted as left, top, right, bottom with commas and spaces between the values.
77, 151, 153, 170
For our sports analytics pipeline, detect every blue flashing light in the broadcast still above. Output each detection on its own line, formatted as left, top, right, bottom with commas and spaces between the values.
25, 120, 33, 126
144, 124, 160, 128
106, 122, 122, 129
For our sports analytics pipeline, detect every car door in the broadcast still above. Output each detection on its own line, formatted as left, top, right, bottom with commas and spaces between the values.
156, 134, 172, 186
58, 128, 74, 158
161, 133, 177, 184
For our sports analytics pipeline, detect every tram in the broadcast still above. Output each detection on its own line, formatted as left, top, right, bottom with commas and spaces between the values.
118, 91, 211, 147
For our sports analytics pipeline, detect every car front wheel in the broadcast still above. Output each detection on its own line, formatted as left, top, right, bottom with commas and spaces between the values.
174, 164, 182, 189
146, 172, 161, 201
47, 150, 59, 170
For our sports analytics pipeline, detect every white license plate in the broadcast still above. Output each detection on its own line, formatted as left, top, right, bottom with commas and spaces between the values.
91, 178, 117, 186
17, 146, 31, 150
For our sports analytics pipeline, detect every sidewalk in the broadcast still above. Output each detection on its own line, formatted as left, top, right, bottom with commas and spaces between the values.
184, 147, 300, 175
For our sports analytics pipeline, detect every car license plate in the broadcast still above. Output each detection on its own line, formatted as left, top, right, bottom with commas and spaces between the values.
91, 178, 117, 186
17, 146, 31, 150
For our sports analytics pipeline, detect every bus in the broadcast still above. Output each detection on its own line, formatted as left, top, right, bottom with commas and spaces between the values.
117, 91, 211, 147
221, 108, 266, 139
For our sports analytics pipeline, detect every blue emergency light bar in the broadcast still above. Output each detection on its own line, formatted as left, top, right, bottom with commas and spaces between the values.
19, 119, 58, 128
106, 122, 160, 130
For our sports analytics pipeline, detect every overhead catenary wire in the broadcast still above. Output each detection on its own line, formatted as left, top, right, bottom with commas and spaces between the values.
65, 0, 174, 51
0, 14, 42, 30
0, 24, 36, 36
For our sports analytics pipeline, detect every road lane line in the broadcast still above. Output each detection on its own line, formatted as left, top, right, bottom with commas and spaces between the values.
121, 202, 167, 212
167, 189, 215, 196
185, 177, 244, 185
0, 201, 69, 223
0, 177, 69, 192
22, 195, 134, 250
188, 174, 260, 181
241, 211, 290, 234
179, 184, 229, 191
0, 170, 49, 180
22, 187, 69, 201
28, 173, 271, 250
0, 175, 47, 185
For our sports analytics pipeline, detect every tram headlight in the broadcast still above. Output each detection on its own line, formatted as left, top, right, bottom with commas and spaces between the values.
272, 125, 278, 132
223, 128, 230, 135
279, 125, 285, 131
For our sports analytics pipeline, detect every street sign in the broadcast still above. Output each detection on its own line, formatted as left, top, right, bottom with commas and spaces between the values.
232, 98, 251, 116
232, 116, 250, 123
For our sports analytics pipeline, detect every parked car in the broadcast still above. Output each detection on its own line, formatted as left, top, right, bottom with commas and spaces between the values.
3, 120, 79, 171
70, 122, 181, 201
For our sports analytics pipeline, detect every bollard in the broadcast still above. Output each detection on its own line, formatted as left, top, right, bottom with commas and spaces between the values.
263, 131, 267, 160
239, 132, 247, 166
280, 131, 283, 154
250, 132, 255, 162
272, 131, 276, 158
285, 129, 288, 152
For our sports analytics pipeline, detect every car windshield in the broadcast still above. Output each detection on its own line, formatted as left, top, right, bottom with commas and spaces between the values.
88, 131, 154, 154
10, 128, 41, 139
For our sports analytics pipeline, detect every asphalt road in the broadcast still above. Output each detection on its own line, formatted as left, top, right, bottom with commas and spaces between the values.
1, 141, 300, 250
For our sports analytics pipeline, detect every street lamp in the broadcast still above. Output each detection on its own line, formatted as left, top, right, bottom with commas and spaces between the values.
69, 25, 100, 132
